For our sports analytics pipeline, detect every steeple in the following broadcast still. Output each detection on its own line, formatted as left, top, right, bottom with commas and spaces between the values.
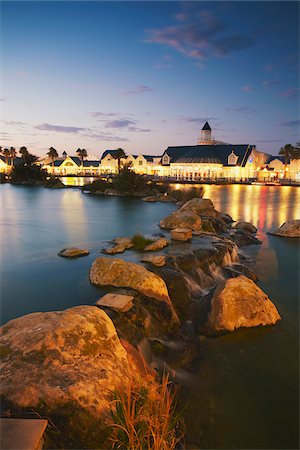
198, 121, 212, 144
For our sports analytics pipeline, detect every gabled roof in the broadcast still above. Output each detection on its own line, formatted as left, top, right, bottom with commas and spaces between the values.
53, 159, 64, 167
142, 155, 154, 162
101, 149, 123, 159
202, 121, 211, 131
265, 155, 285, 164
83, 160, 100, 167
164, 144, 255, 167
69, 156, 81, 165
0, 156, 23, 166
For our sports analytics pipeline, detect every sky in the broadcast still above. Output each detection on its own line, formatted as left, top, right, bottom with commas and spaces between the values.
0, 1, 299, 158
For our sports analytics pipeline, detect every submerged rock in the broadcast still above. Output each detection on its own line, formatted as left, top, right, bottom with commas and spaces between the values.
90, 257, 179, 327
228, 229, 262, 247
195, 275, 281, 335
235, 221, 257, 234
144, 238, 169, 252
113, 237, 134, 249
103, 244, 126, 255
58, 248, 90, 258
0, 306, 141, 417
270, 219, 300, 238
171, 228, 193, 242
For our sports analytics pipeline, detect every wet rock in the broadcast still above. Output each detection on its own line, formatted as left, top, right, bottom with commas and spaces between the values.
159, 211, 202, 231
150, 337, 200, 369
223, 263, 258, 282
144, 238, 169, 252
179, 198, 215, 215
90, 257, 179, 327
221, 213, 234, 224
0, 306, 141, 417
201, 217, 216, 233
58, 248, 90, 258
195, 276, 281, 335
103, 244, 126, 255
142, 196, 158, 202
235, 221, 257, 234
95, 293, 134, 312
228, 229, 262, 247
270, 219, 300, 238
171, 228, 193, 242
141, 255, 166, 267
113, 237, 134, 249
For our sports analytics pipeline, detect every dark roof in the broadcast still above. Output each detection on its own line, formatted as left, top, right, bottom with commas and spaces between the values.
142, 155, 154, 162
101, 149, 122, 159
54, 160, 64, 167
70, 156, 81, 165
0, 156, 23, 166
265, 155, 285, 164
164, 144, 255, 167
83, 160, 100, 167
202, 121, 211, 131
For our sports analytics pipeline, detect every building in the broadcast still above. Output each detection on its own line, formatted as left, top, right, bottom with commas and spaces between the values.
100, 150, 161, 175
42, 155, 100, 175
0, 156, 22, 173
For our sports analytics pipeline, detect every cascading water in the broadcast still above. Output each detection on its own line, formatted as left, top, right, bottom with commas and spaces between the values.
223, 244, 239, 266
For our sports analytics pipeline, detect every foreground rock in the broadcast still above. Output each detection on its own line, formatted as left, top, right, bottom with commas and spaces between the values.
159, 210, 202, 231
141, 255, 166, 267
228, 229, 262, 247
235, 221, 257, 234
144, 238, 169, 252
195, 275, 281, 335
171, 228, 192, 242
90, 257, 179, 327
0, 306, 141, 417
270, 219, 300, 238
58, 248, 90, 258
95, 293, 134, 312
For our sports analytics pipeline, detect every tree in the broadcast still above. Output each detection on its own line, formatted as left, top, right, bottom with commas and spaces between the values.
293, 141, 300, 159
279, 144, 295, 178
112, 148, 126, 173
47, 147, 58, 174
19, 146, 29, 161
9, 147, 16, 168
3, 148, 10, 166
76, 148, 88, 173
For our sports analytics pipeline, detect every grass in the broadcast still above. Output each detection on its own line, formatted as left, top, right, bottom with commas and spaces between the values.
107, 372, 184, 450
131, 234, 154, 251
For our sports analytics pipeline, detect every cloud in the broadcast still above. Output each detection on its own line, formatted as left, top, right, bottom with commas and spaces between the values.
145, 11, 255, 61
180, 116, 218, 124
105, 119, 136, 129
262, 79, 282, 87
0, 97, 7, 102
4, 120, 27, 126
280, 88, 299, 98
35, 123, 85, 133
123, 85, 153, 95
225, 106, 257, 114
82, 131, 130, 142
90, 112, 117, 118
278, 119, 300, 127
128, 127, 151, 133
242, 85, 254, 92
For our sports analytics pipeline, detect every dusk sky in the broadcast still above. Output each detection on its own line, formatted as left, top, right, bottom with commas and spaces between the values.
1, 1, 299, 158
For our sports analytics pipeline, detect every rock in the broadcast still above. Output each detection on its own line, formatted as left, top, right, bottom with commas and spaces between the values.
171, 228, 193, 242
113, 237, 134, 249
58, 248, 90, 258
179, 198, 215, 215
142, 196, 158, 202
197, 276, 281, 334
144, 238, 169, 252
46, 179, 66, 189
270, 219, 300, 238
159, 211, 202, 231
90, 257, 179, 326
0, 306, 141, 417
95, 293, 134, 312
223, 263, 258, 282
235, 221, 257, 234
141, 255, 166, 267
103, 244, 126, 255
221, 213, 234, 224
201, 217, 216, 233
229, 230, 262, 247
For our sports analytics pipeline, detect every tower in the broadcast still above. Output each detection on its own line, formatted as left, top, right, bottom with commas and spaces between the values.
198, 121, 212, 144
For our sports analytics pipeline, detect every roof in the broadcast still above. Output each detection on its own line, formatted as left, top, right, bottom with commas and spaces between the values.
142, 155, 154, 162
101, 149, 124, 159
163, 144, 255, 167
202, 121, 211, 131
69, 156, 81, 165
83, 160, 100, 167
53, 160, 64, 167
265, 155, 285, 164
0, 156, 23, 166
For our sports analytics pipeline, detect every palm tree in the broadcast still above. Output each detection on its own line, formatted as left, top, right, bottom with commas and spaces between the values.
19, 146, 29, 162
47, 146, 58, 174
76, 148, 88, 173
113, 148, 126, 173
279, 144, 295, 178
3, 148, 10, 166
9, 147, 16, 168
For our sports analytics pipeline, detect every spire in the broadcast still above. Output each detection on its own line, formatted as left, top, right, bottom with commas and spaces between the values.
202, 121, 211, 131
198, 121, 212, 144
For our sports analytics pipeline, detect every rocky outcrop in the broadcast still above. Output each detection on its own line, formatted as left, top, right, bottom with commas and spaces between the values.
159, 210, 202, 231
228, 229, 262, 247
144, 238, 169, 252
235, 221, 257, 234
113, 237, 134, 249
95, 293, 134, 312
195, 276, 281, 335
103, 244, 126, 255
141, 255, 166, 267
0, 306, 141, 417
178, 198, 215, 215
58, 248, 90, 258
171, 228, 192, 241
90, 257, 179, 327
270, 219, 300, 238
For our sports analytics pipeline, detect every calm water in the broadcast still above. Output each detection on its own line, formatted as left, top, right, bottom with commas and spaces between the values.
0, 184, 299, 449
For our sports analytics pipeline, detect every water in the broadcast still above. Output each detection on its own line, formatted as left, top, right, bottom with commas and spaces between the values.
0, 184, 299, 449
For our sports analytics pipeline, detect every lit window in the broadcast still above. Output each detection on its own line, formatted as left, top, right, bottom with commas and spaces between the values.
139, 160, 143, 166
228, 151, 238, 165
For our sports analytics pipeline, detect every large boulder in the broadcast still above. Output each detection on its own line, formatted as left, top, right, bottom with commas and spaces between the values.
58, 248, 90, 258
90, 257, 179, 326
171, 228, 192, 241
0, 306, 141, 417
159, 211, 202, 231
178, 198, 214, 215
196, 276, 281, 335
235, 221, 257, 234
270, 220, 300, 238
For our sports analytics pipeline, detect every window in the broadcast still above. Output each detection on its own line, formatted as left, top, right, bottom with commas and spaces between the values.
65, 162, 74, 166
228, 151, 238, 165
163, 154, 169, 164
139, 160, 143, 166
